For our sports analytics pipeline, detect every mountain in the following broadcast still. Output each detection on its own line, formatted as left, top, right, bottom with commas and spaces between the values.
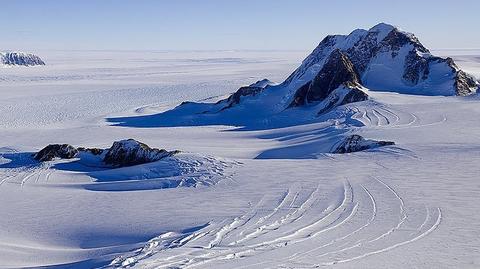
114, 23, 479, 130
0, 51, 45, 66
284, 23, 478, 96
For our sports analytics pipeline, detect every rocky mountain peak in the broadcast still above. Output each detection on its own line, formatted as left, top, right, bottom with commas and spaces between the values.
379, 28, 429, 55
369, 22, 395, 33
283, 23, 478, 97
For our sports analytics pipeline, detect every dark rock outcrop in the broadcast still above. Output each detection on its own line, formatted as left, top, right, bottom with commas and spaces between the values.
1, 52, 45, 66
455, 70, 478, 96
34, 144, 78, 161
103, 139, 180, 167
34, 140, 179, 167
221, 86, 265, 110
220, 79, 274, 111
333, 135, 394, 154
289, 49, 367, 108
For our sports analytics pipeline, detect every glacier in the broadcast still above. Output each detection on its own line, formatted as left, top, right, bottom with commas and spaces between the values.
0, 24, 479, 269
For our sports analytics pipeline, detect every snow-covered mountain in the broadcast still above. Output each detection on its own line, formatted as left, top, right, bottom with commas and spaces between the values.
284, 23, 478, 96
158, 23, 478, 127
0, 51, 45, 66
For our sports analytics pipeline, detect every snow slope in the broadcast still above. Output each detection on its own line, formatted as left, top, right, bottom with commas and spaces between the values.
0, 49, 479, 269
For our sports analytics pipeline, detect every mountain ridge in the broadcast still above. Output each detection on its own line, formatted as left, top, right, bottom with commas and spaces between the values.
1, 51, 45, 66
284, 23, 478, 97
109, 23, 480, 129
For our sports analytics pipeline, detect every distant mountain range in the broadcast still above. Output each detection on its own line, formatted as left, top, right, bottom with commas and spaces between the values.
1, 51, 45, 66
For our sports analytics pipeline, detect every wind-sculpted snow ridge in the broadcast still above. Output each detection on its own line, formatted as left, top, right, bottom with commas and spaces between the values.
104, 178, 441, 268
0, 51, 45, 66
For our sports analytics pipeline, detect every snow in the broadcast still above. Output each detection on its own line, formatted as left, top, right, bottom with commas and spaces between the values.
362, 45, 457, 96
368, 22, 395, 42
0, 49, 479, 269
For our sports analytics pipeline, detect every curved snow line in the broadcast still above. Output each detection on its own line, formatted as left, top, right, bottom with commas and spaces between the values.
252, 190, 291, 226
0, 173, 16, 186
151, 182, 350, 269
370, 109, 382, 126
288, 184, 377, 262
308, 178, 435, 267
225, 191, 302, 244
319, 207, 442, 266
411, 206, 430, 236
229, 202, 360, 269
377, 106, 400, 125
253, 181, 352, 247
180, 182, 354, 268
293, 179, 406, 263
372, 109, 390, 126
232, 186, 320, 245
206, 206, 263, 248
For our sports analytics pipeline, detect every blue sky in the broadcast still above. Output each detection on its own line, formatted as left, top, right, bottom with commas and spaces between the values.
1, 0, 479, 51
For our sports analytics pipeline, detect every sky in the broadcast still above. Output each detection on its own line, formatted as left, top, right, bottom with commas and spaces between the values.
1, 0, 479, 51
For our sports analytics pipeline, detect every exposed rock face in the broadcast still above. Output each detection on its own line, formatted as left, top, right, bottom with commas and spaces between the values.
333, 135, 394, 154
1, 52, 45, 66
34, 144, 78, 161
103, 139, 179, 167
452, 66, 479, 96
289, 49, 366, 108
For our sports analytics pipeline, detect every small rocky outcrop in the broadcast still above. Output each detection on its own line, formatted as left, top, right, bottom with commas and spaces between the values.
103, 139, 180, 167
34, 139, 179, 167
34, 144, 79, 161
289, 49, 367, 108
333, 135, 394, 154
1, 52, 45, 66
77, 147, 104, 155
219, 79, 274, 111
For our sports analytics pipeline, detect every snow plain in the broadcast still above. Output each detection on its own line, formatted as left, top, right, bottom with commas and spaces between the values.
0, 50, 479, 269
